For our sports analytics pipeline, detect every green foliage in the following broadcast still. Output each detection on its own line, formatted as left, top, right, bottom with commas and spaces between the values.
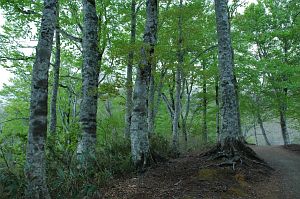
150, 134, 172, 160
45, 137, 133, 198
0, 144, 26, 199
0, 0, 300, 198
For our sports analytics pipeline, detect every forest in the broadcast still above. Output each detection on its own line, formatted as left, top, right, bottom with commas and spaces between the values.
0, 0, 300, 198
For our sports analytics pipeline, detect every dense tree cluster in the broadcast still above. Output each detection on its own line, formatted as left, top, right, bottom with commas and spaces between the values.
0, 0, 299, 198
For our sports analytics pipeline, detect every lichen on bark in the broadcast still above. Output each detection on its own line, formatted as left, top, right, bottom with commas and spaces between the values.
25, 0, 57, 198
130, 0, 158, 167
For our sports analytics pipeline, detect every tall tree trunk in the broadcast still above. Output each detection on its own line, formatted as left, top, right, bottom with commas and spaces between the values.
234, 75, 242, 137
181, 78, 193, 148
148, 65, 156, 136
125, 0, 137, 139
257, 112, 271, 145
130, 0, 158, 167
215, 78, 220, 142
77, 0, 100, 162
253, 122, 258, 145
164, 73, 176, 131
172, 0, 183, 154
105, 99, 117, 139
280, 88, 290, 145
24, 0, 57, 197
214, 0, 241, 144
202, 62, 208, 143
50, 2, 60, 135
162, 92, 174, 121
154, 66, 167, 117
280, 41, 290, 146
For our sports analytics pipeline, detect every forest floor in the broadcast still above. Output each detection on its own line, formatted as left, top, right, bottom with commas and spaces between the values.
101, 144, 300, 199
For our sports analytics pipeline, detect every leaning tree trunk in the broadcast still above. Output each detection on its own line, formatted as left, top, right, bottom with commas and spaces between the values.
257, 112, 271, 145
49, 2, 60, 135
279, 89, 290, 145
24, 0, 57, 198
172, 0, 183, 154
125, 0, 137, 139
280, 42, 290, 146
253, 122, 258, 145
76, 0, 100, 163
130, 0, 158, 167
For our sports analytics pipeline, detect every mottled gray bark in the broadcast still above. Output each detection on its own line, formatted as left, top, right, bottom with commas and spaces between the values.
49, 2, 60, 135
181, 78, 193, 148
214, 0, 241, 145
172, 67, 181, 152
257, 112, 271, 145
234, 75, 243, 137
172, 0, 183, 153
77, 0, 100, 161
202, 62, 208, 143
125, 0, 136, 139
24, 0, 57, 198
147, 65, 156, 136
130, 0, 158, 167
215, 78, 221, 142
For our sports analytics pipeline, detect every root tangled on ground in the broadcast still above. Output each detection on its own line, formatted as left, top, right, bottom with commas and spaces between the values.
202, 138, 273, 170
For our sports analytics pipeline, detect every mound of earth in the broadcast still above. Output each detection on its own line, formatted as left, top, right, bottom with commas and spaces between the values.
101, 147, 272, 199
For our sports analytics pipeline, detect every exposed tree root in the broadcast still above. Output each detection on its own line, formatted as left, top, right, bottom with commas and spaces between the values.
202, 137, 273, 170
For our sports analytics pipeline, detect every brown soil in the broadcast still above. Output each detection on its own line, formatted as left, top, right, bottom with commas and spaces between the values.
101, 148, 272, 199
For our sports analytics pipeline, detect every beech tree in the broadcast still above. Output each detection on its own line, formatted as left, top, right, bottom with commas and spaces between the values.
214, 0, 241, 145
172, 0, 183, 154
130, 0, 158, 167
49, 2, 61, 135
125, 0, 137, 138
76, 0, 100, 162
24, 0, 57, 197
234, 0, 300, 145
0, 0, 299, 197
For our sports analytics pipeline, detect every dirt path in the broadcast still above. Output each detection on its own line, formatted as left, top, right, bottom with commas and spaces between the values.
252, 145, 300, 199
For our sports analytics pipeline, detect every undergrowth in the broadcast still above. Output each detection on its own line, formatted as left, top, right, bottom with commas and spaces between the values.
0, 134, 173, 199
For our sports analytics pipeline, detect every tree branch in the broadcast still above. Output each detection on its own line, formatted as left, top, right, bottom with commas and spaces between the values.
0, 56, 34, 61
190, 45, 217, 64
57, 28, 82, 43
0, 117, 29, 125
14, 6, 40, 16
162, 92, 174, 118
98, 73, 107, 85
